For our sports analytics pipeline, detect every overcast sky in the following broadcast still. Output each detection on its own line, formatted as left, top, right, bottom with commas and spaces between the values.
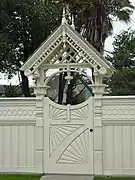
105, 0, 135, 52
1, 0, 135, 85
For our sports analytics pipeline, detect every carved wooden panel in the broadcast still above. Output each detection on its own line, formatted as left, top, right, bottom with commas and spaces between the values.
70, 106, 88, 120
49, 105, 67, 120
102, 105, 135, 120
57, 129, 89, 164
49, 125, 82, 156
0, 99, 36, 122
49, 104, 88, 121
0, 107, 36, 117
44, 98, 93, 174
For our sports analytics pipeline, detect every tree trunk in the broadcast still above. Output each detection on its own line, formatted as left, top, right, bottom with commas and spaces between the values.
58, 73, 63, 104
66, 73, 77, 105
66, 82, 73, 105
20, 70, 30, 97
58, 72, 66, 104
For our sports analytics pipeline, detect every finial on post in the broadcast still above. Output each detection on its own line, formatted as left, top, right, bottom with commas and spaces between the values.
62, 7, 67, 24
71, 15, 75, 29
62, 7, 67, 48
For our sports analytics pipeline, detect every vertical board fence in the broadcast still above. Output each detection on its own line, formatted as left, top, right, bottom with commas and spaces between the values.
0, 96, 135, 175
0, 98, 36, 173
102, 97, 135, 175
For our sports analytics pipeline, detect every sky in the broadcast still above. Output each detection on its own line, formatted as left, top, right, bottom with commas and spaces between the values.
105, 0, 135, 52
0, 1, 135, 85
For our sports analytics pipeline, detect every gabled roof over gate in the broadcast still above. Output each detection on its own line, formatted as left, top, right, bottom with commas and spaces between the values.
21, 16, 114, 77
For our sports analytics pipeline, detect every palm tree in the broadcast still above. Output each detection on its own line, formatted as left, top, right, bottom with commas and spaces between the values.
51, 0, 134, 104
54, 0, 134, 53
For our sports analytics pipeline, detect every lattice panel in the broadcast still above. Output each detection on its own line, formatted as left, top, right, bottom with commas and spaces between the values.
49, 125, 82, 156
57, 129, 89, 164
66, 35, 101, 69
30, 36, 62, 72
49, 44, 88, 65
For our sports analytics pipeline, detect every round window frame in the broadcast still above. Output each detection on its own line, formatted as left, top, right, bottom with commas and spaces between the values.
45, 69, 93, 105
44, 69, 93, 87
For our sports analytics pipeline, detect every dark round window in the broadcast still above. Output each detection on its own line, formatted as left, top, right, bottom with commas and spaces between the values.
47, 71, 93, 105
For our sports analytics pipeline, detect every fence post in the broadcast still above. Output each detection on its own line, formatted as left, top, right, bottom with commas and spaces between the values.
91, 74, 105, 175
34, 86, 47, 173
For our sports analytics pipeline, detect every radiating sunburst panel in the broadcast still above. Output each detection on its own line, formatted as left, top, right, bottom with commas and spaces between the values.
70, 105, 88, 120
49, 105, 67, 120
57, 129, 89, 164
49, 125, 82, 156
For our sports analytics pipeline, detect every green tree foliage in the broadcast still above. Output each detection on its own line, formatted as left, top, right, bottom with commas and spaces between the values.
54, 0, 134, 101
0, 0, 62, 96
0, 0, 134, 97
4, 84, 22, 97
106, 29, 135, 95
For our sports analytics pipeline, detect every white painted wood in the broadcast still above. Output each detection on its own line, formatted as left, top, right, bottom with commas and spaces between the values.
94, 151, 102, 175
103, 126, 114, 169
102, 96, 135, 176
131, 126, 135, 169
122, 126, 131, 169
2, 95, 135, 176
114, 126, 122, 169
19, 126, 26, 167
35, 95, 44, 173
104, 169, 135, 176
0, 126, 3, 166
21, 22, 114, 77
36, 127, 43, 150
94, 127, 102, 150
44, 97, 94, 175
28, 125, 35, 168
42, 63, 91, 69
18, 15, 114, 176
36, 150, 43, 173
0, 167, 36, 173
3, 126, 11, 167
40, 174, 93, 180
0, 124, 36, 172
26, 126, 35, 168
11, 126, 19, 168
0, 98, 36, 173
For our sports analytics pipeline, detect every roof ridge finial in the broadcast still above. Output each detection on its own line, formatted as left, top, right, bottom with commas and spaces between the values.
62, 7, 67, 24
71, 15, 75, 29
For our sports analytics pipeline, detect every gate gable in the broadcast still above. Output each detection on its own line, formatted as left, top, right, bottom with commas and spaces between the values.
20, 18, 114, 78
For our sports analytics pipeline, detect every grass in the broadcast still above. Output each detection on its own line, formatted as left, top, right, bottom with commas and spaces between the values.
0, 174, 41, 180
0, 175, 135, 180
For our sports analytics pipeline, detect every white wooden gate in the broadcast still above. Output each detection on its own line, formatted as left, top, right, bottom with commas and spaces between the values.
43, 97, 94, 175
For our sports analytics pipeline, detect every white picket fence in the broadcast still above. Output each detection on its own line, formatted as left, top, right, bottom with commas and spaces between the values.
0, 96, 135, 175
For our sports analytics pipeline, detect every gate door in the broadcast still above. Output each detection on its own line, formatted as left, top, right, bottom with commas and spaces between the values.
44, 97, 94, 174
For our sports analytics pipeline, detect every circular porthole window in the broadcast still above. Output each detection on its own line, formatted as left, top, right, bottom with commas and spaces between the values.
46, 71, 93, 105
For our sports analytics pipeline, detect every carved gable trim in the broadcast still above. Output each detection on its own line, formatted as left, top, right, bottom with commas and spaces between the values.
21, 23, 114, 77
